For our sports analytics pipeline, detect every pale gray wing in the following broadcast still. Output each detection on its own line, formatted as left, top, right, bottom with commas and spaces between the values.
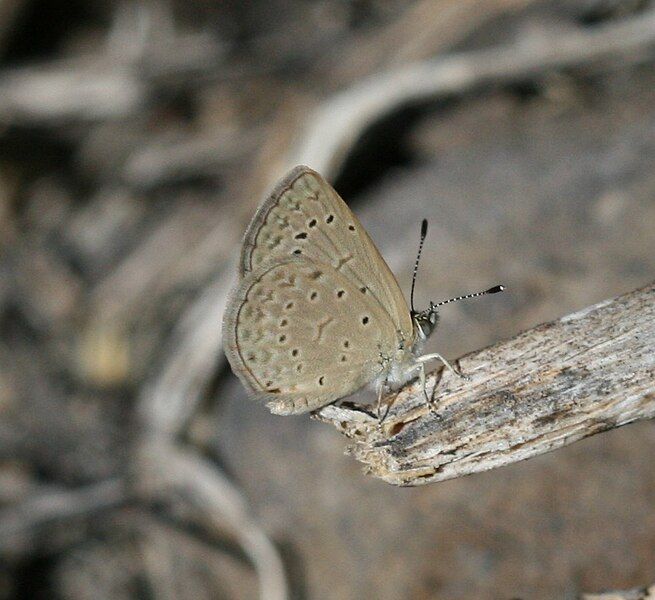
223, 256, 399, 415
240, 166, 413, 341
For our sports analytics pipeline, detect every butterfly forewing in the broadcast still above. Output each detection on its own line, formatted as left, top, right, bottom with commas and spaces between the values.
239, 166, 413, 339
223, 257, 399, 414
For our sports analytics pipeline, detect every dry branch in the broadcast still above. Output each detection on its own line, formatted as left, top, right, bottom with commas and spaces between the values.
0, 478, 128, 553
581, 585, 655, 600
325, 0, 535, 83
287, 8, 655, 177
0, 2, 223, 125
135, 438, 289, 600
138, 268, 234, 436
316, 281, 655, 486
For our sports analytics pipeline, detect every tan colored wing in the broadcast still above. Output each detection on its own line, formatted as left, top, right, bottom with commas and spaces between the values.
223, 257, 399, 415
239, 165, 413, 339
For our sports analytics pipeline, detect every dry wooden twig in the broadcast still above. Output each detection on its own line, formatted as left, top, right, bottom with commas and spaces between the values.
325, 0, 535, 84
136, 268, 289, 600
0, 478, 128, 554
316, 281, 655, 486
0, 2, 223, 125
581, 584, 655, 600
135, 438, 289, 600
287, 8, 655, 177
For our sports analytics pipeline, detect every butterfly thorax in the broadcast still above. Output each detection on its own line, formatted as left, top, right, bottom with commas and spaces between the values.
378, 342, 414, 388
376, 317, 425, 388
378, 308, 439, 387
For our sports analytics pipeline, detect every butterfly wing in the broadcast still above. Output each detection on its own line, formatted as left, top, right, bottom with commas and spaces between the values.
239, 166, 413, 340
223, 257, 400, 414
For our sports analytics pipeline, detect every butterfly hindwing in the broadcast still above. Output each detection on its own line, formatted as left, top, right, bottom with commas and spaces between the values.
223, 256, 399, 414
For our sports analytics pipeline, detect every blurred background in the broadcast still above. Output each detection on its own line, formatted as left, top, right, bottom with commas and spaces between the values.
1, 1, 654, 599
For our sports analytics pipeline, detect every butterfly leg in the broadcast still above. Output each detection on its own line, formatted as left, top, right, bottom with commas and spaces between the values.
376, 378, 389, 424
416, 353, 468, 379
418, 360, 431, 407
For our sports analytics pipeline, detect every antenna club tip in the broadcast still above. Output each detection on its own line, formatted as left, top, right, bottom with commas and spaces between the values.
486, 284, 506, 294
420, 219, 428, 236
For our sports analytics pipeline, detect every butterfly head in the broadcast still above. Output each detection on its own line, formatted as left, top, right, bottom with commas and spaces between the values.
412, 304, 439, 342
408, 219, 505, 343
412, 285, 506, 343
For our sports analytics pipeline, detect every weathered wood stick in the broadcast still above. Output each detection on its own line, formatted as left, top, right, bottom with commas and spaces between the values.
287, 9, 655, 177
315, 281, 655, 486
581, 584, 655, 600
135, 438, 289, 600
0, 478, 128, 553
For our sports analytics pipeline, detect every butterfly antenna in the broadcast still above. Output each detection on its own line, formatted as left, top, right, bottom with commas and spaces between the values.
434, 284, 505, 307
410, 219, 429, 314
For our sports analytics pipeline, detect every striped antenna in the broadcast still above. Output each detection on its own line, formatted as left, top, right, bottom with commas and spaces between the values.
410, 219, 429, 313
433, 285, 505, 307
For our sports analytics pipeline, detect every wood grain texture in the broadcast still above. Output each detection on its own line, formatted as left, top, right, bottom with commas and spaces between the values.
316, 281, 655, 486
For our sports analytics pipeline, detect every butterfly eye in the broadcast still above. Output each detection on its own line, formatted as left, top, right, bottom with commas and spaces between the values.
308, 219, 317, 228
326, 215, 334, 224
336, 290, 345, 298
361, 316, 370, 325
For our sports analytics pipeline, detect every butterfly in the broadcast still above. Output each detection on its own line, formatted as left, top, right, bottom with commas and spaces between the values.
223, 166, 503, 416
